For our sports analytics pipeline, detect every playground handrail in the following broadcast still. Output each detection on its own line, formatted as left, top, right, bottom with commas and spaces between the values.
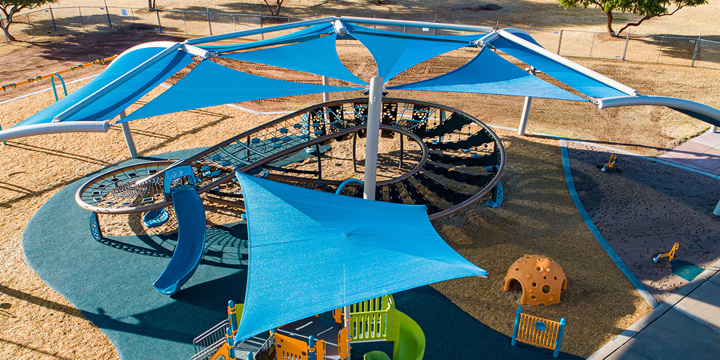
348, 295, 399, 343
192, 318, 230, 354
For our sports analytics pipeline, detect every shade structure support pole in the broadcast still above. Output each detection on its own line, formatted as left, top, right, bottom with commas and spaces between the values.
518, 67, 536, 136
711, 125, 717, 133
322, 76, 330, 103
364, 76, 383, 200
322, 76, 331, 124
119, 111, 138, 158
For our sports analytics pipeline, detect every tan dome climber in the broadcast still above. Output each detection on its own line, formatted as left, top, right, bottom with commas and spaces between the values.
504, 255, 567, 306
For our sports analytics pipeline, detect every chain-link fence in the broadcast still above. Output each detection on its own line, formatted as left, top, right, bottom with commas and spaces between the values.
2, 6, 719, 70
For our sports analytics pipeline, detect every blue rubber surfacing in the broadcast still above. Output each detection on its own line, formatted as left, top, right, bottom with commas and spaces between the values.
22, 149, 582, 360
22, 150, 248, 359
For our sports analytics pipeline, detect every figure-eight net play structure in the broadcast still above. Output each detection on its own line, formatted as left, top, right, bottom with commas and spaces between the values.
3, 16, 720, 360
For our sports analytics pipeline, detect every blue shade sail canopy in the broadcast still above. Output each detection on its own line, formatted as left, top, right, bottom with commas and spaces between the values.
232, 172, 488, 344
489, 36, 629, 99
389, 47, 587, 102
120, 60, 363, 122
347, 24, 486, 81
13, 42, 194, 128
221, 33, 367, 85
198, 24, 334, 53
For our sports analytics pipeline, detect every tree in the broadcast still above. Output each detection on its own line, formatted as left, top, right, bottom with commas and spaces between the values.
263, 0, 284, 17
557, 0, 708, 36
1, 0, 57, 41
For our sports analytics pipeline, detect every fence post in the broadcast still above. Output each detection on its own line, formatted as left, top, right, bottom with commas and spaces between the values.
259, 14, 264, 40
103, 1, 112, 29
691, 34, 701, 67
657, 36, 665, 63
156, 10, 163, 33
588, 31, 596, 57
130, 8, 137, 31
621, 30, 630, 61
78, 7, 85, 31
556, 25, 563, 54
182, 12, 187, 34
49, 6, 57, 32
207, 8, 213, 35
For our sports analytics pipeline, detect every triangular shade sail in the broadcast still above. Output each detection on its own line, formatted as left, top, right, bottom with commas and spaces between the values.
490, 36, 629, 99
221, 33, 367, 85
120, 60, 362, 122
198, 24, 334, 53
13, 43, 193, 128
389, 47, 587, 102
348, 24, 486, 81
232, 173, 487, 343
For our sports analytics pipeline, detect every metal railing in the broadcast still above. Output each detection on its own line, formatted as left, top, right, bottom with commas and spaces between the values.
192, 318, 230, 355
3, 6, 718, 70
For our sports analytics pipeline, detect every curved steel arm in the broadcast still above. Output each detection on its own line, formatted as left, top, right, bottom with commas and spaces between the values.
597, 95, 720, 127
0, 121, 111, 142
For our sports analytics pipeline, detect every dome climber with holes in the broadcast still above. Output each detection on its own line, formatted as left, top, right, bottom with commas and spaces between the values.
504, 255, 567, 306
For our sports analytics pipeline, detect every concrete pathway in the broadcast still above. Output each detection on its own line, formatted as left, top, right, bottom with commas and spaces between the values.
588, 261, 720, 360
657, 128, 720, 176
589, 128, 720, 360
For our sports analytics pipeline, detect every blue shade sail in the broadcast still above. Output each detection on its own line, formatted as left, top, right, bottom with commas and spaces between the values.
347, 24, 487, 81
222, 33, 366, 85
232, 172, 487, 344
198, 24, 334, 53
120, 60, 362, 122
388, 47, 587, 102
490, 36, 629, 98
13, 42, 193, 128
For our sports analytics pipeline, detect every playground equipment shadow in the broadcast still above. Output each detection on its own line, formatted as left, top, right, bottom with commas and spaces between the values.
21, 150, 582, 360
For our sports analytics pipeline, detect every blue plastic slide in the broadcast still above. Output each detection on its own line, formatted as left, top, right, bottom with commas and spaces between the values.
153, 166, 207, 295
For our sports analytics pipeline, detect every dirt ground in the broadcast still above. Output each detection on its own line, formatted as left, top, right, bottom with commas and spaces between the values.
1, 7, 719, 360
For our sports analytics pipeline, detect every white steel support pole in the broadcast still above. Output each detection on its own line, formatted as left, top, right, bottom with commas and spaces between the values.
711, 125, 717, 133
364, 76, 383, 200
322, 76, 330, 103
119, 111, 138, 158
518, 67, 536, 136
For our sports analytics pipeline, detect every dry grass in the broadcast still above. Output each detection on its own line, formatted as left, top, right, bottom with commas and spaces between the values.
1, 2, 720, 359
432, 132, 652, 357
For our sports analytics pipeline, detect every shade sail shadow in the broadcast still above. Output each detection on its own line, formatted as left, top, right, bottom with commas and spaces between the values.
100, 219, 250, 269
393, 286, 582, 359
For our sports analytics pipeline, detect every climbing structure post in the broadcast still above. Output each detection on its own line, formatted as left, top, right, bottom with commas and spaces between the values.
364, 76, 384, 200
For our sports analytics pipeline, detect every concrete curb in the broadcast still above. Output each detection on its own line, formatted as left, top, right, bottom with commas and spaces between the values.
559, 139, 658, 309
588, 258, 720, 359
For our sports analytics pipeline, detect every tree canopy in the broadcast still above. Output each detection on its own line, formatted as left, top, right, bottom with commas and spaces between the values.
557, 0, 708, 36
1, 0, 58, 41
